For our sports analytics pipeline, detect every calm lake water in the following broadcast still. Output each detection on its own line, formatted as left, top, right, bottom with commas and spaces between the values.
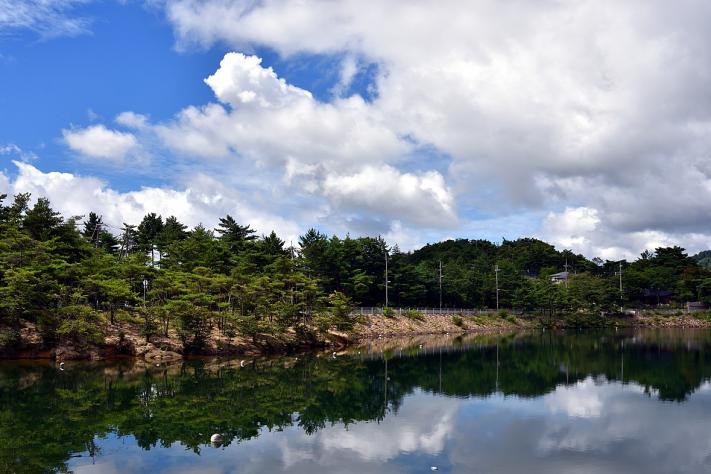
3, 329, 711, 473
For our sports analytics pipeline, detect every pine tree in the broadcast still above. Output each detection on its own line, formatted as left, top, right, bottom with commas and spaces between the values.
137, 213, 164, 264
158, 216, 188, 252
22, 198, 62, 241
0, 193, 30, 227
119, 223, 139, 257
261, 231, 286, 257
215, 215, 257, 254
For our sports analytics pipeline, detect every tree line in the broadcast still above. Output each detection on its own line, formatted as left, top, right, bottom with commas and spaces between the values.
2, 192, 711, 349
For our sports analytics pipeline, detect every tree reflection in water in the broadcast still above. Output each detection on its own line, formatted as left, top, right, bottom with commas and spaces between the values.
2, 328, 711, 473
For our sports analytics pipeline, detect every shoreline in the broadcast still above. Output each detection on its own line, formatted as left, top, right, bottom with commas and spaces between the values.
2, 311, 710, 362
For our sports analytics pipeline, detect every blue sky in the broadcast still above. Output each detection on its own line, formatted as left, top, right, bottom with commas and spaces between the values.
2, 0, 711, 258
1, 2, 212, 184
0, 1, 363, 190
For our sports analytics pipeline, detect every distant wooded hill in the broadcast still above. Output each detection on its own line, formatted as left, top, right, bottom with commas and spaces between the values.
693, 250, 711, 270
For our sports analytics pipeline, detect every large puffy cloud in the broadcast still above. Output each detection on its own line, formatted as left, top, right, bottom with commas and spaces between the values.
63, 125, 138, 161
1, 161, 301, 242
154, 52, 409, 169
156, 0, 711, 258
322, 166, 455, 227
120, 52, 456, 233
539, 206, 711, 260
204, 52, 312, 108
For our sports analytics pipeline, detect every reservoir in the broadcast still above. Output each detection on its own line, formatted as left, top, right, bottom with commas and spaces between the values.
2, 329, 711, 473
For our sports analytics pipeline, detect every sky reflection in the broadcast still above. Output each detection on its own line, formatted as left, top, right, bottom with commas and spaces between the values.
69, 378, 711, 474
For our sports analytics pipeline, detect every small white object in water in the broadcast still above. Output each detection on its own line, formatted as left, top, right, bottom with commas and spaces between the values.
59, 362, 65, 371
240, 360, 245, 367
210, 433, 222, 445
156, 363, 160, 367
431, 467, 438, 471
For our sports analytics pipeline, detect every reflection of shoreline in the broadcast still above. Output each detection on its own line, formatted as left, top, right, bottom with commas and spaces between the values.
9, 326, 711, 378
347, 327, 711, 358
348, 331, 529, 357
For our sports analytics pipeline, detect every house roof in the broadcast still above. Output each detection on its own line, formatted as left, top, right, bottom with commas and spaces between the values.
550, 271, 570, 279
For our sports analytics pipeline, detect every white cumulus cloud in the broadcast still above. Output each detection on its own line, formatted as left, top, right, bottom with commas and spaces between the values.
1, 161, 301, 243
151, 0, 711, 258
110, 52, 455, 232
322, 165, 456, 228
63, 125, 138, 161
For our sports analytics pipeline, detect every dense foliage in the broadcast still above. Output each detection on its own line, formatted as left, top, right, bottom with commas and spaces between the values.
1, 193, 711, 348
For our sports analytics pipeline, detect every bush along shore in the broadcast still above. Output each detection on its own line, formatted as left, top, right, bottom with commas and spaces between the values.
0, 290, 363, 361
3, 192, 711, 361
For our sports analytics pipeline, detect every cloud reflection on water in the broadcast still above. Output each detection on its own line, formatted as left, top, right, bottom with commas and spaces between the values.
450, 378, 711, 474
74, 378, 711, 474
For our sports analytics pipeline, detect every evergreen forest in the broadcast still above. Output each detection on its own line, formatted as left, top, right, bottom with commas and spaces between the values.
2, 193, 711, 349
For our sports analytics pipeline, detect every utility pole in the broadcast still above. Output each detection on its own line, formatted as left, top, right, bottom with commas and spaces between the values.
439, 260, 443, 310
615, 261, 624, 312
290, 241, 295, 305
618, 262, 623, 294
564, 258, 570, 289
385, 250, 389, 308
495, 264, 500, 311
93, 217, 102, 249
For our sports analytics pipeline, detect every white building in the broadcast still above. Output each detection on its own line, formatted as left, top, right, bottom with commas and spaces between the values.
550, 271, 570, 284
